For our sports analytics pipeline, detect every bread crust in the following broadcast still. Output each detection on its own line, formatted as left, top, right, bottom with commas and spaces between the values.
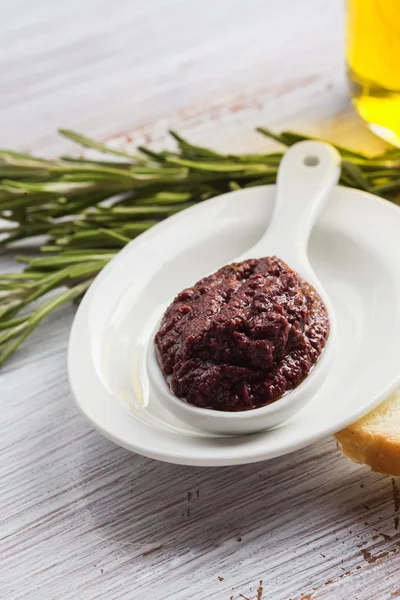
334, 391, 400, 476
335, 429, 400, 475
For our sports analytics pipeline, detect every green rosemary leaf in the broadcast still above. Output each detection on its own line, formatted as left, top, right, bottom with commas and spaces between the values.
59, 129, 141, 161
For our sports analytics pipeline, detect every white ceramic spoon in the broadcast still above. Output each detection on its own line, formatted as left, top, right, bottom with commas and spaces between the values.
147, 141, 341, 435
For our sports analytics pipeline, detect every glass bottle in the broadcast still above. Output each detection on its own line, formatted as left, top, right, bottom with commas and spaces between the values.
346, 0, 400, 146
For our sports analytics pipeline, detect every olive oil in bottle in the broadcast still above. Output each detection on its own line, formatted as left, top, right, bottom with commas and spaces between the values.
346, 0, 400, 145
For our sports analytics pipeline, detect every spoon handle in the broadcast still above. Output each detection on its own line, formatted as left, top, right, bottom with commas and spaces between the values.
251, 141, 341, 264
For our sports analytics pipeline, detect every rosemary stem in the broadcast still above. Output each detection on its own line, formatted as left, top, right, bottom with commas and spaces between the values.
0, 127, 399, 367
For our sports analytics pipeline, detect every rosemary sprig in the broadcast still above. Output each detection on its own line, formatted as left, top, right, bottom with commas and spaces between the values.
0, 127, 399, 368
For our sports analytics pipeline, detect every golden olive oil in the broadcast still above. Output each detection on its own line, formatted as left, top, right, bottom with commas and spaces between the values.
346, 0, 400, 145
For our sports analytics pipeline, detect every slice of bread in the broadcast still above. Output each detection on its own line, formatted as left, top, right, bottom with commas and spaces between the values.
335, 390, 400, 475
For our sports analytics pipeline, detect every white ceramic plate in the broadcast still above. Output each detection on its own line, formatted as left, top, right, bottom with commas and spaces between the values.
68, 185, 400, 466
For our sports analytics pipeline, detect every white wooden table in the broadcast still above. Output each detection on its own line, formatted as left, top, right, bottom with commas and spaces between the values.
2, 2, 400, 599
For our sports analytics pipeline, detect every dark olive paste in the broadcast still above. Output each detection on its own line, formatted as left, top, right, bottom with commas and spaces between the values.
155, 257, 329, 412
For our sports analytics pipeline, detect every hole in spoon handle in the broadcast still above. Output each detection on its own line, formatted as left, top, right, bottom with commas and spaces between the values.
257, 141, 341, 262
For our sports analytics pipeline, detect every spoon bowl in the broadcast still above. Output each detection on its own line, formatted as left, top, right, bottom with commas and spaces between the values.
147, 326, 336, 435
147, 141, 341, 435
